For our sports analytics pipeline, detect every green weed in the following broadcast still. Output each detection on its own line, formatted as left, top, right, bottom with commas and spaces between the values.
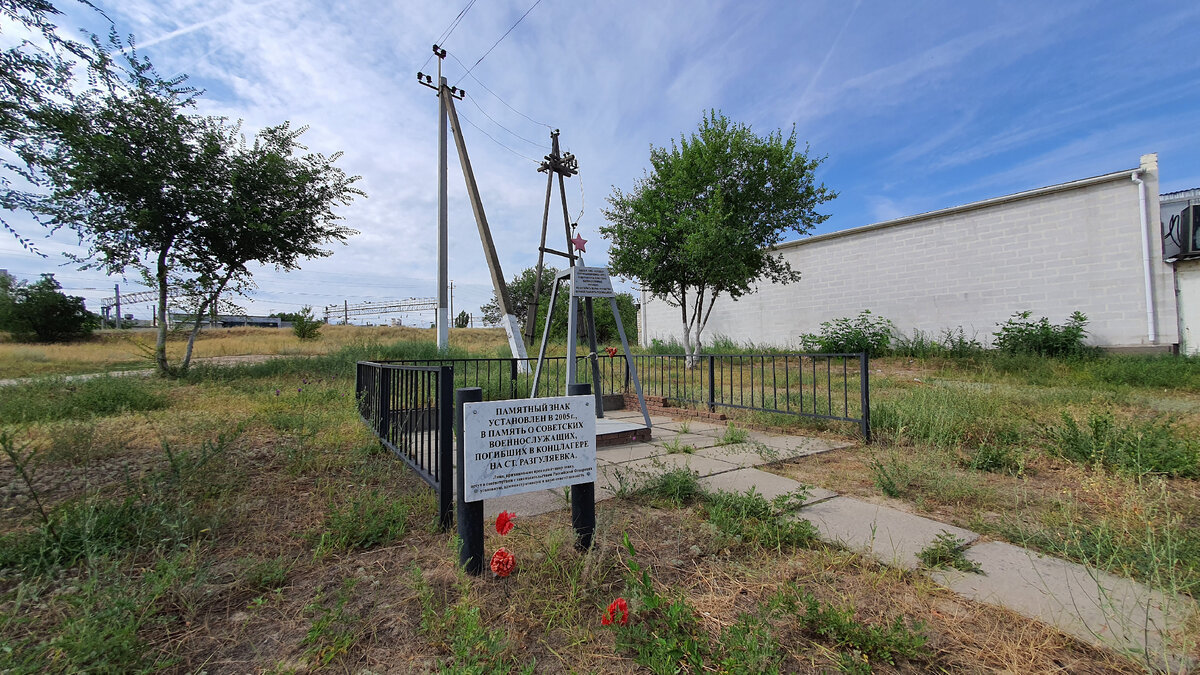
411, 567, 534, 674
703, 489, 818, 551
798, 310, 894, 356
309, 489, 411, 554
243, 555, 294, 592
917, 532, 983, 573
717, 423, 750, 446
626, 467, 705, 508
871, 384, 1024, 449
662, 436, 696, 454
1048, 411, 1199, 478
962, 443, 1026, 476
302, 579, 363, 668
0, 375, 167, 424
768, 584, 930, 666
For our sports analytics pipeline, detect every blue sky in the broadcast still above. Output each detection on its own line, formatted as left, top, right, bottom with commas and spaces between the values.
3, 0, 1199, 322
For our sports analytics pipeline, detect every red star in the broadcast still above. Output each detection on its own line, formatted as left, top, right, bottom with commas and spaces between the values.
570, 233, 587, 253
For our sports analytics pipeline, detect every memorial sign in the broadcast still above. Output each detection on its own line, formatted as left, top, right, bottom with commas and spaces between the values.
462, 395, 597, 502
571, 266, 615, 298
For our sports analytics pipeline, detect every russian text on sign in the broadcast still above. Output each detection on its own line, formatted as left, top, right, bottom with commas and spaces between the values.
571, 266, 615, 298
463, 395, 597, 501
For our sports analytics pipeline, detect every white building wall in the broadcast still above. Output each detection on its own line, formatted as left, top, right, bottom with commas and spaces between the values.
642, 155, 1179, 350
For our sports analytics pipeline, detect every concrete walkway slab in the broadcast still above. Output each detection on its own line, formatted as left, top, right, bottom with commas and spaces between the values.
596, 442, 664, 465
797, 496, 978, 570
655, 420, 726, 434
648, 433, 721, 451
696, 442, 789, 468
699, 468, 837, 506
622, 453, 738, 478
931, 541, 1196, 670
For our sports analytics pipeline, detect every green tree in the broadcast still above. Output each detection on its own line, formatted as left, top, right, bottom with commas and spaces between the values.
291, 305, 323, 340
0, 0, 95, 255
482, 265, 569, 338
481, 265, 638, 345
454, 310, 470, 328
602, 111, 835, 364
35, 42, 361, 375
0, 272, 97, 342
269, 310, 304, 323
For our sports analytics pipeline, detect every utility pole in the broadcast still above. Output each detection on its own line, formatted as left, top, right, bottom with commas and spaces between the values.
419, 47, 530, 367
436, 47, 450, 351
524, 131, 579, 346
344, 300, 349, 326
449, 280, 454, 326
114, 284, 121, 330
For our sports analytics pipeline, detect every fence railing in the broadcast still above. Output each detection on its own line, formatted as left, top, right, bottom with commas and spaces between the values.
629, 353, 870, 441
355, 361, 453, 529
372, 352, 870, 441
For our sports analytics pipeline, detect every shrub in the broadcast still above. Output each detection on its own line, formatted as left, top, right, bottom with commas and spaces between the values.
993, 310, 1093, 357
0, 273, 98, 342
292, 305, 324, 340
798, 310, 893, 356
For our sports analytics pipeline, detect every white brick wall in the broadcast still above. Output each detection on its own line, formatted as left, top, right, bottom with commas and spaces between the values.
642, 155, 1179, 349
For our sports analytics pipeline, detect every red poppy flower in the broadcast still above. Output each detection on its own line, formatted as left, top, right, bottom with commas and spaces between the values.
490, 547, 516, 578
602, 597, 629, 626
495, 511, 515, 536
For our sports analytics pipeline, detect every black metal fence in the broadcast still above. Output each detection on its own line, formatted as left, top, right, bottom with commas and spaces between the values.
367, 352, 870, 441
355, 361, 453, 529
629, 353, 870, 441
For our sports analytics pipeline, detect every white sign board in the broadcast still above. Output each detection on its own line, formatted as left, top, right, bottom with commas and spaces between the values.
462, 395, 597, 502
571, 266, 615, 298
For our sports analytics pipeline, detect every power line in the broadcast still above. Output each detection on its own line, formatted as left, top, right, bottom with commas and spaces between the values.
448, 51, 552, 129
454, 0, 544, 87
419, 0, 479, 72
465, 91, 547, 150
456, 109, 541, 165
436, 0, 478, 46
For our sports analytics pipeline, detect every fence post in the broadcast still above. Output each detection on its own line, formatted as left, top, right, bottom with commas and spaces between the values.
378, 366, 391, 442
456, 387, 485, 575
437, 366, 454, 532
707, 355, 716, 412
859, 353, 871, 443
624, 355, 630, 393
568, 382, 596, 551
509, 358, 519, 399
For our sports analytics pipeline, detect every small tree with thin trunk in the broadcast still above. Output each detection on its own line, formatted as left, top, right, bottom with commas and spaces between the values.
34, 38, 361, 375
602, 111, 835, 365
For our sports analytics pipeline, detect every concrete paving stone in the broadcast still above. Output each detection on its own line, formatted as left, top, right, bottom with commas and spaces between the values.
931, 541, 1197, 670
694, 442, 787, 468
621, 453, 738, 478
594, 462, 660, 499
595, 442, 665, 465
796, 496, 978, 570
648, 433, 721, 451
655, 419, 725, 434
699, 468, 837, 506
483, 489, 569, 519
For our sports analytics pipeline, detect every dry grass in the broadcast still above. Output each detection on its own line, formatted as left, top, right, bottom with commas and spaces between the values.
4, 349, 1198, 671
0, 325, 511, 378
